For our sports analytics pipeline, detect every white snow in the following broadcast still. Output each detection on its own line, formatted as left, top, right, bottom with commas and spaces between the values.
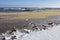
20, 24, 60, 40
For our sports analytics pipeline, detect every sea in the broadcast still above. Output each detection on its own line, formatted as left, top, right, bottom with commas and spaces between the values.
0, 7, 40, 12
0, 7, 60, 12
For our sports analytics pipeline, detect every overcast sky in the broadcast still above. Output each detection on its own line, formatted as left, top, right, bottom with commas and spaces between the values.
0, 0, 60, 8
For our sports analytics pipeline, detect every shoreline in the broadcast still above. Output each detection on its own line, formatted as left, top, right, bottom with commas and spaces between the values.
0, 10, 60, 19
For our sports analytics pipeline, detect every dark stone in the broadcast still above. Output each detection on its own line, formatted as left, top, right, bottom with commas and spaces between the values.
48, 23, 53, 25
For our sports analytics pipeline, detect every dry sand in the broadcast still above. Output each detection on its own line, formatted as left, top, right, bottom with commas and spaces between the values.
0, 10, 60, 20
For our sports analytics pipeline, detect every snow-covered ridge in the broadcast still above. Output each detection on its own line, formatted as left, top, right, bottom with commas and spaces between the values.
0, 22, 60, 40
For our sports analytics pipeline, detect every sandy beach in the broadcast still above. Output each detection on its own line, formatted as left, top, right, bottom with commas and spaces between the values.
0, 10, 60, 33
0, 10, 60, 19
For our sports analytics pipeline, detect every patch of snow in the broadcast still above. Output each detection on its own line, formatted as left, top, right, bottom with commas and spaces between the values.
20, 24, 60, 40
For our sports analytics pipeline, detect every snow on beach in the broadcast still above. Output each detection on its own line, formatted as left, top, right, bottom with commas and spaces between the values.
20, 24, 60, 40
1, 23, 60, 40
